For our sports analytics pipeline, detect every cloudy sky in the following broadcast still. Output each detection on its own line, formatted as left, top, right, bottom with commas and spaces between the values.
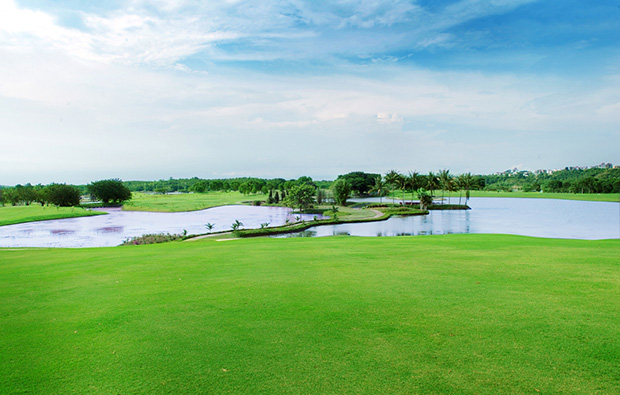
1, 0, 619, 184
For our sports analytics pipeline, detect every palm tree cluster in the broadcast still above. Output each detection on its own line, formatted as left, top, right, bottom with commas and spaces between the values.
370, 170, 477, 206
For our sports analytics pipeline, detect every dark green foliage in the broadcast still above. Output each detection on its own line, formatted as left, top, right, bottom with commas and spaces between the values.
336, 171, 380, 195
483, 167, 620, 193
1, 184, 41, 206
418, 189, 433, 210
189, 180, 208, 193
284, 184, 316, 212
42, 184, 81, 207
87, 179, 132, 205
331, 179, 351, 206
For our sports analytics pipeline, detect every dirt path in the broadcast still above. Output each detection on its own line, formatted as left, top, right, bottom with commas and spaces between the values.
369, 209, 385, 218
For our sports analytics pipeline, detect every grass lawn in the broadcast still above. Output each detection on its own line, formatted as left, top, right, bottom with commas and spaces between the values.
467, 190, 620, 202
1, 235, 619, 394
123, 191, 265, 212
0, 205, 105, 227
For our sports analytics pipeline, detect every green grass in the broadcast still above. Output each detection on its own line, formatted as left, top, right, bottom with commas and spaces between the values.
468, 190, 620, 202
123, 191, 265, 212
0, 205, 105, 226
1, 235, 619, 394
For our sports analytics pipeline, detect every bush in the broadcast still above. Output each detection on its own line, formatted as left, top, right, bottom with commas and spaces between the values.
121, 232, 186, 246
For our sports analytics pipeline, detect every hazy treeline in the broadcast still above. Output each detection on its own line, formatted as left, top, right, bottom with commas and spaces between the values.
484, 167, 620, 193
123, 176, 331, 194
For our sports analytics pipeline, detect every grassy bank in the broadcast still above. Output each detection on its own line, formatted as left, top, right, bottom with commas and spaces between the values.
468, 190, 620, 202
0, 205, 104, 227
1, 235, 619, 394
123, 191, 265, 212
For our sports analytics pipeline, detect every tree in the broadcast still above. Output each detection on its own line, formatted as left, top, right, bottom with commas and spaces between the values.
331, 179, 351, 206
395, 174, 408, 205
284, 184, 316, 212
418, 189, 433, 211
438, 169, 452, 204
407, 171, 421, 203
189, 180, 208, 193
369, 176, 387, 204
384, 170, 401, 204
460, 173, 474, 205
296, 176, 316, 187
426, 172, 439, 199
87, 179, 132, 205
336, 171, 379, 195
43, 184, 81, 207
231, 219, 243, 231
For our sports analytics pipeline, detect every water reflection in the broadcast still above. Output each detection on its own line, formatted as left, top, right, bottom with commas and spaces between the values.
277, 198, 620, 240
1, 198, 618, 248
0, 205, 323, 248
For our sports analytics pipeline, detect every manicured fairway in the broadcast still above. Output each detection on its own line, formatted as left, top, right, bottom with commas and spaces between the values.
0, 205, 104, 227
1, 235, 619, 394
123, 191, 265, 212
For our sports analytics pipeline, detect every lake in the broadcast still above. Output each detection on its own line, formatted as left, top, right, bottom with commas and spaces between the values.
0, 206, 322, 248
278, 198, 620, 240
0, 198, 618, 248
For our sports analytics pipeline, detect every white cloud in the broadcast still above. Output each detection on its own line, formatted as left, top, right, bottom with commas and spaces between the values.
0, 0, 618, 184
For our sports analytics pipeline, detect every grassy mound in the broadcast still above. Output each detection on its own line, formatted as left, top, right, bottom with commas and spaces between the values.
0, 205, 104, 227
1, 235, 619, 393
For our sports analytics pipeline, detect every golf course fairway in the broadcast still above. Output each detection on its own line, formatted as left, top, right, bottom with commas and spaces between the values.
1, 235, 619, 394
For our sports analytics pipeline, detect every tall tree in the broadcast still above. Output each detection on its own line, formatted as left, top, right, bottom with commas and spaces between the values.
461, 173, 474, 205
384, 170, 401, 204
407, 171, 421, 202
331, 179, 351, 206
426, 172, 439, 200
284, 184, 316, 212
395, 174, 408, 205
43, 184, 81, 207
369, 176, 387, 204
87, 179, 132, 205
438, 169, 452, 204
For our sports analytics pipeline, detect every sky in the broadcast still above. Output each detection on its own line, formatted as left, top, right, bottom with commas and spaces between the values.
1, 0, 619, 185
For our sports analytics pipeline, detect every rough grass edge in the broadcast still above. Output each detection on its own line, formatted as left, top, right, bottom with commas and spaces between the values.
234, 208, 428, 238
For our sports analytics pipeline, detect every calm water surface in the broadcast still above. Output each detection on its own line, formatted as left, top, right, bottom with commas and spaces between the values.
0, 206, 321, 248
1, 198, 618, 248
280, 198, 620, 240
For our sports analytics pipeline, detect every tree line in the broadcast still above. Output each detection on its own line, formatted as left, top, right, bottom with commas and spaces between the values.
483, 167, 620, 193
0, 179, 132, 207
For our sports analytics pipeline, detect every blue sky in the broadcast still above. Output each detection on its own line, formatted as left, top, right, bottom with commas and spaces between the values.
1, 0, 619, 184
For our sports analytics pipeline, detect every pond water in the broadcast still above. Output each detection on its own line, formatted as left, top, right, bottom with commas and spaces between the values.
0, 206, 322, 248
1, 198, 618, 248
278, 198, 620, 240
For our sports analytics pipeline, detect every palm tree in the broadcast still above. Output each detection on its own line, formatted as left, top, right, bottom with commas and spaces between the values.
369, 176, 387, 204
205, 222, 215, 233
456, 175, 464, 205
395, 174, 408, 205
426, 171, 439, 201
231, 219, 243, 231
407, 171, 420, 203
439, 169, 451, 204
384, 170, 401, 205
461, 172, 474, 205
